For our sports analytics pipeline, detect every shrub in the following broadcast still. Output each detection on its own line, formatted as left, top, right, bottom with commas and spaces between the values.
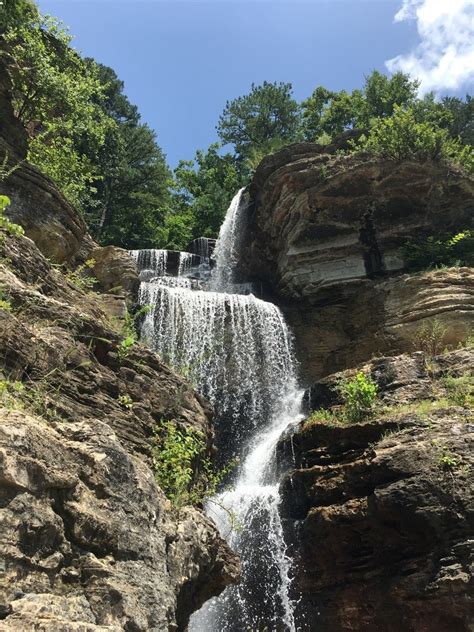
413, 319, 448, 357
402, 230, 474, 270
355, 105, 449, 161
337, 372, 378, 422
152, 421, 234, 508
442, 375, 473, 407
354, 104, 473, 173
65, 258, 97, 291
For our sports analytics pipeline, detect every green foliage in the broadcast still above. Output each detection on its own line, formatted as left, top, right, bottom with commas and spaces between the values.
355, 105, 449, 161
118, 394, 133, 410
354, 105, 473, 172
0, 286, 13, 312
413, 319, 448, 357
442, 375, 474, 407
305, 407, 338, 427
0, 0, 37, 31
152, 420, 233, 508
0, 195, 24, 238
431, 440, 460, 470
5, 14, 114, 210
0, 374, 61, 422
3, 8, 170, 249
337, 372, 378, 422
301, 71, 419, 140
0, 378, 24, 409
167, 144, 241, 248
402, 230, 474, 271
217, 81, 300, 163
65, 258, 97, 291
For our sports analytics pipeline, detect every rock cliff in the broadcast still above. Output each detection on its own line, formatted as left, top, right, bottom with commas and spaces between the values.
242, 144, 474, 382
0, 229, 239, 631
278, 349, 473, 632
243, 143, 473, 630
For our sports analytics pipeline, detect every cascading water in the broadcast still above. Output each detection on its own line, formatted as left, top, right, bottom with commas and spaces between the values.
134, 190, 304, 631
129, 248, 168, 280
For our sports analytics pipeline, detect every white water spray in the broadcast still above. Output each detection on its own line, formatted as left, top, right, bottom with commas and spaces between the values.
134, 190, 303, 631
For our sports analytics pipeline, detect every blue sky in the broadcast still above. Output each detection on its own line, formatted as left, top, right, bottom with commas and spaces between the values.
37, 1, 474, 167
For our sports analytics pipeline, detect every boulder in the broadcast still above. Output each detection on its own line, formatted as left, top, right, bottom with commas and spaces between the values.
91, 245, 140, 301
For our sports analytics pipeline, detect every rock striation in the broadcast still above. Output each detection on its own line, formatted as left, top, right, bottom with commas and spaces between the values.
278, 349, 474, 632
242, 145, 474, 382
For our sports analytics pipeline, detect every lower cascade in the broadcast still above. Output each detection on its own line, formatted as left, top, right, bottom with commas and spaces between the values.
132, 190, 304, 631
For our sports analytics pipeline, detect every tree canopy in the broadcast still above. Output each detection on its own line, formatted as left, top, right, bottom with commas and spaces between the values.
1, 2, 472, 252
217, 81, 300, 165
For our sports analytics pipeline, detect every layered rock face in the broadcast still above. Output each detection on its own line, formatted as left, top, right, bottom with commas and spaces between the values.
242, 144, 474, 382
278, 349, 474, 632
0, 233, 239, 630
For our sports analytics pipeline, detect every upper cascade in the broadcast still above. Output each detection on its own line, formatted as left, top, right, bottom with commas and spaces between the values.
133, 189, 304, 631
209, 187, 247, 292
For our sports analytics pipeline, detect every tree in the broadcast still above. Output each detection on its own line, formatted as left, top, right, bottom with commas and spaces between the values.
97, 122, 172, 249
301, 71, 419, 141
4, 13, 113, 209
166, 143, 241, 249
78, 62, 172, 247
217, 81, 300, 163
3, 8, 172, 249
362, 71, 418, 122
355, 104, 473, 172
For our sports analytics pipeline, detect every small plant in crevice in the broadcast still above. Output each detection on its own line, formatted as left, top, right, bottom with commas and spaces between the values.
0, 286, 13, 312
152, 420, 236, 509
117, 305, 152, 362
413, 319, 448, 358
117, 394, 133, 410
336, 371, 378, 422
0, 194, 25, 241
65, 258, 97, 291
0, 378, 25, 410
431, 440, 460, 471
0, 373, 62, 422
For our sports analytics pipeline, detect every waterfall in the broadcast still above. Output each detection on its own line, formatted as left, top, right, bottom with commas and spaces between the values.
129, 248, 168, 280
134, 190, 303, 631
209, 188, 247, 292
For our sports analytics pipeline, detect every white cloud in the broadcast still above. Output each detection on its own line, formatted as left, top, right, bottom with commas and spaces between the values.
386, 0, 474, 95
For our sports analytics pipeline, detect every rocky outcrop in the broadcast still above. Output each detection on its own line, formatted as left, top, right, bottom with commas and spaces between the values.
278, 349, 474, 632
91, 245, 140, 302
0, 232, 239, 630
287, 267, 474, 382
243, 146, 474, 382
